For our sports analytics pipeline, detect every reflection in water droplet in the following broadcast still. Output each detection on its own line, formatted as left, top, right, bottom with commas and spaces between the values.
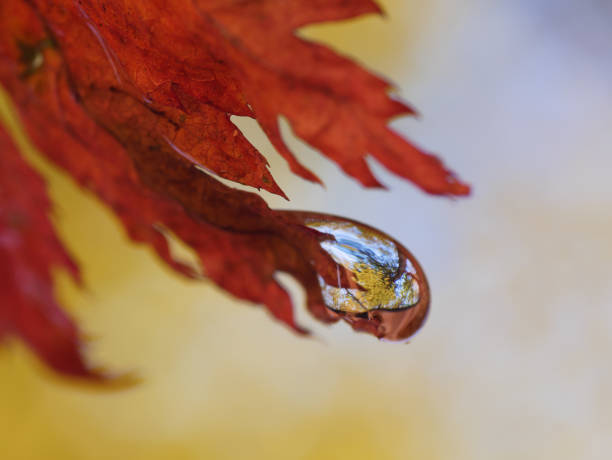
308, 219, 420, 314
286, 212, 430, 342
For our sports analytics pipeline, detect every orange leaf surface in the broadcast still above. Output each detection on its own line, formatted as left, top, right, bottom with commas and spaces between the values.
0, 0, 468, 380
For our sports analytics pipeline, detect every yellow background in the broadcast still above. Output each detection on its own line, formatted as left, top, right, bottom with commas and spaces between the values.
1, 1, 610, 459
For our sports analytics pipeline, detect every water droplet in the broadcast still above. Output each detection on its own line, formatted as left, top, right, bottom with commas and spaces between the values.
17, 38, 55, 79
287, 212, 430, 342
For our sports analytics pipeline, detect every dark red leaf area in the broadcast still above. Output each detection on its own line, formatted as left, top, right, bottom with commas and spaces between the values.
0, 126, 103, 379
0, 0, 344, 373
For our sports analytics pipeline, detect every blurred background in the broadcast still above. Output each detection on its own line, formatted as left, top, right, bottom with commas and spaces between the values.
1, 0, 611, 458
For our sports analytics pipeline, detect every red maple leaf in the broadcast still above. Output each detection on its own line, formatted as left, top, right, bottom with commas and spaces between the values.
0, 0, 468, 381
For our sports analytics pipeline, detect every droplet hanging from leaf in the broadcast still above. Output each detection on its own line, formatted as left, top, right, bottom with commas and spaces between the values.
285, 212, 430, 342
